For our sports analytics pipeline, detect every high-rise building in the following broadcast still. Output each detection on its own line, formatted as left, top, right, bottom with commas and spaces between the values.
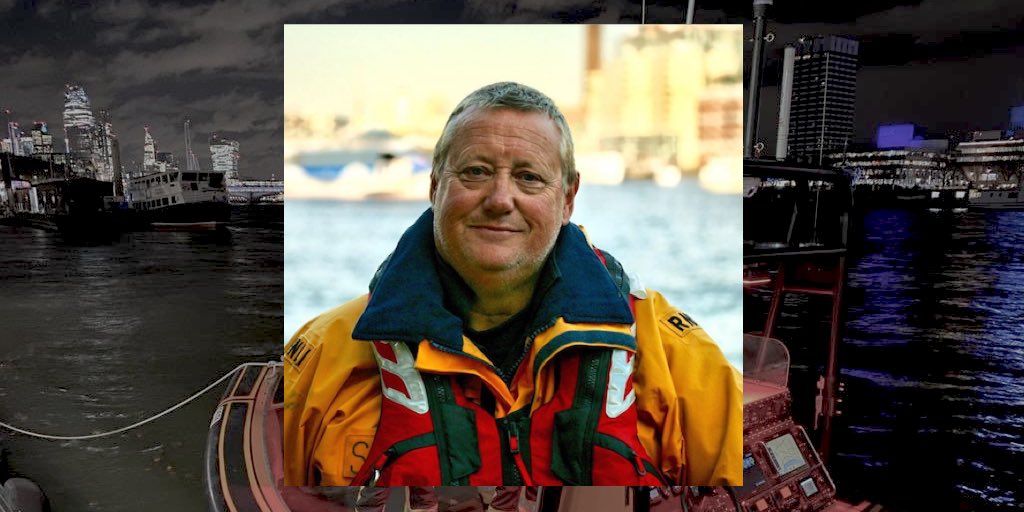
209, 134, 240, 182
63, 84, 98, 171
19, 136, 34, 156
786, 36, 859, 163
30, 122, 53, 155
143, 127, 157, 172
6, 121, 23, 155
156, 151, 176, 167
94, 110, 117, 182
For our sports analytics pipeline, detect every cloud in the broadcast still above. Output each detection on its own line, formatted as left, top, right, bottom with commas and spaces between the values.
854, 0, 1024, 42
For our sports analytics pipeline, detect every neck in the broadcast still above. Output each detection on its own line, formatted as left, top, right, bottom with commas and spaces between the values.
464, 273, 538, 331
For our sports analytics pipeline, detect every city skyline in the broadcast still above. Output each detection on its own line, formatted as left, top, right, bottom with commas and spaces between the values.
0, 1, 307, 181
733, 0, 1024, 151
0, 0, 740, 184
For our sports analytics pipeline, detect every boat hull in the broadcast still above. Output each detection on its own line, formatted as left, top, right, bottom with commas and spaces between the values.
140, 201, 231, 225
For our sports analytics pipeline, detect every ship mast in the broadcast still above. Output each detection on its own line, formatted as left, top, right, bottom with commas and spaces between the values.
184, 119, 200, 171
744, 0, 773, 158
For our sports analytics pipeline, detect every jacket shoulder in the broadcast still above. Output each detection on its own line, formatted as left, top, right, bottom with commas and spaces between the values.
284, 295, 370, 371
641, 290, 711, 344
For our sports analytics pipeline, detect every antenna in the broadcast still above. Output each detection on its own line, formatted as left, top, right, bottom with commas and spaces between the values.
184, 118, 198, 171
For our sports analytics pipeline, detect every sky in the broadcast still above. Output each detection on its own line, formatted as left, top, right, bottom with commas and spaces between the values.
3, 0, 1021, 177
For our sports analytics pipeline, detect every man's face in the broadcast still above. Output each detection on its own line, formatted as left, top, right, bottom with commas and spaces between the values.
430, 108, 578, 289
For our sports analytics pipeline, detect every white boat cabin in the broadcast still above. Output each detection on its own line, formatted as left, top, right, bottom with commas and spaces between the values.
127, 170, 227, 210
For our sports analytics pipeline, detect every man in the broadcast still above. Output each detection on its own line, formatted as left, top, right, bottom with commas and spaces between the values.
284, 82, 741, 486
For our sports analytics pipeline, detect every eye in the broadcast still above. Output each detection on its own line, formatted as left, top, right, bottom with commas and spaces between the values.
460, 166, 490, 181
516, 171, 546, 188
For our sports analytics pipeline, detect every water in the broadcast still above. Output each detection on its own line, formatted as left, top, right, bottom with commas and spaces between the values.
751, 208, 1024, 510
0, 206, 282, 511
285, 179, 743, 369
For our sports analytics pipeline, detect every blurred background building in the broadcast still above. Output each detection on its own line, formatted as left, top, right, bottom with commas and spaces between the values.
284, 25, 743, 200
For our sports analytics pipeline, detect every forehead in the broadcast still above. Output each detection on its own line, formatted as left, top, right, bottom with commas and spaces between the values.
448, 108, 561, 161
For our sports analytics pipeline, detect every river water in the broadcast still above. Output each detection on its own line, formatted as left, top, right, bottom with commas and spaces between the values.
285, 179, 744, 369
0, 206, 282, 511
749, 208, 1023, 511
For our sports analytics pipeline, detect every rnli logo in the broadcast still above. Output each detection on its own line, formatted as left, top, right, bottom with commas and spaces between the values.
284, 337, 312, 369
660, 310, 699, 336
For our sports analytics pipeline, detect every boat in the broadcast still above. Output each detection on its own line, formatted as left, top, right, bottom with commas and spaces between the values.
202, 366, 547, 512
0, 451, 48, 512
286, 148, 432, 201
700, 158, 884, 512
126, 169, 231, 228
967, 183, 1024, 210
567, 159, 881, 512
0, 477, 47, 512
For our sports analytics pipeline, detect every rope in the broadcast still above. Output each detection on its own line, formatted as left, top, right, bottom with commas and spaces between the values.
0, 361, 279, 441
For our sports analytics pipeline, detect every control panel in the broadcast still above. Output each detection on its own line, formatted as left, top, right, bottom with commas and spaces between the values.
677, 378, 837, 512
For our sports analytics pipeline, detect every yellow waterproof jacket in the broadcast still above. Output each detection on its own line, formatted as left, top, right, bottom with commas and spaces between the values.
283, 211, 742, 486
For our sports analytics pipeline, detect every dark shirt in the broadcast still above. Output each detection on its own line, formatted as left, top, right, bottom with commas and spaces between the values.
434, 251, 559, 386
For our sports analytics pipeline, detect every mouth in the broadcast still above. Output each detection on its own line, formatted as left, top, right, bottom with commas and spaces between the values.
472, 225, 520, 232
468, 225, 523, 237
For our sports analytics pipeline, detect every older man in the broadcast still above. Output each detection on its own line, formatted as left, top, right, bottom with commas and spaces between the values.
284, 82, 741, 486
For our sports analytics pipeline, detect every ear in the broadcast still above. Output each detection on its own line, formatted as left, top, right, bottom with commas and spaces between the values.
561, 175, 580, 224
429, 172, 439, 205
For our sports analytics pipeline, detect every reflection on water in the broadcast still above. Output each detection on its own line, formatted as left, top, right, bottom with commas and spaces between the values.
751, 209, 1024, 510
285, 179, 743, 369
0, 207, 282, 511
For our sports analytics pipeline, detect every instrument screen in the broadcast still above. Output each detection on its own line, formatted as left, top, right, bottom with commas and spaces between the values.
765, 433, 807, 476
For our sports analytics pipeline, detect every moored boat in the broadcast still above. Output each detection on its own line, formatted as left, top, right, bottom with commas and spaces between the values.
127, 169, 231, 228
204, 362, 349, 512
967, 183, 1024, 210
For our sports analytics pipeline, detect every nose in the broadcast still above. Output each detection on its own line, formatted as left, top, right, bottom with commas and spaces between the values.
482, 172, 515, 214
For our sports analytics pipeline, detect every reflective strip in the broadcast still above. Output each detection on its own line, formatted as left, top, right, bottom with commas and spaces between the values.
605, 349, 636, 419
371, 341, 429, 414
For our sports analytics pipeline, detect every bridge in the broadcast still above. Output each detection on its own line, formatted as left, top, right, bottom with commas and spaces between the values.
228, 180, 283, 204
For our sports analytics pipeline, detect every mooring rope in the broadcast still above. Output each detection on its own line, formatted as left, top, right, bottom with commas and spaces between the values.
0, 361, 280, 441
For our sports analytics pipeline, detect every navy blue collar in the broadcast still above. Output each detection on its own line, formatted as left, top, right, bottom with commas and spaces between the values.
352, 208, 634, 352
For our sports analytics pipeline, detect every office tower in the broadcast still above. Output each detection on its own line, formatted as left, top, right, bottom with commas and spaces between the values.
143, 126, 157, 172
156, 151, 177, 167
210, 134, 240, 182
6, 122, 23, 155
95, 110, 117, 182
786, 36, 859, 163
63, 84, 98, 170
30, 122, 53, 155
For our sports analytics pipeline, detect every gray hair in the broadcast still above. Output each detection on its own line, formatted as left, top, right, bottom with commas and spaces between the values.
431, 82, 577, 187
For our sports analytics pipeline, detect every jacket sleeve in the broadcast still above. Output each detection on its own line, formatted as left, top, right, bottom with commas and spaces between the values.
282, 296, 381, 486
633, 290, 743, 486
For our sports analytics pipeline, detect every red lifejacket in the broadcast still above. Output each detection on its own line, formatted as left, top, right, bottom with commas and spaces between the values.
350, 336, 669, 486
348, 247, 669, 486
